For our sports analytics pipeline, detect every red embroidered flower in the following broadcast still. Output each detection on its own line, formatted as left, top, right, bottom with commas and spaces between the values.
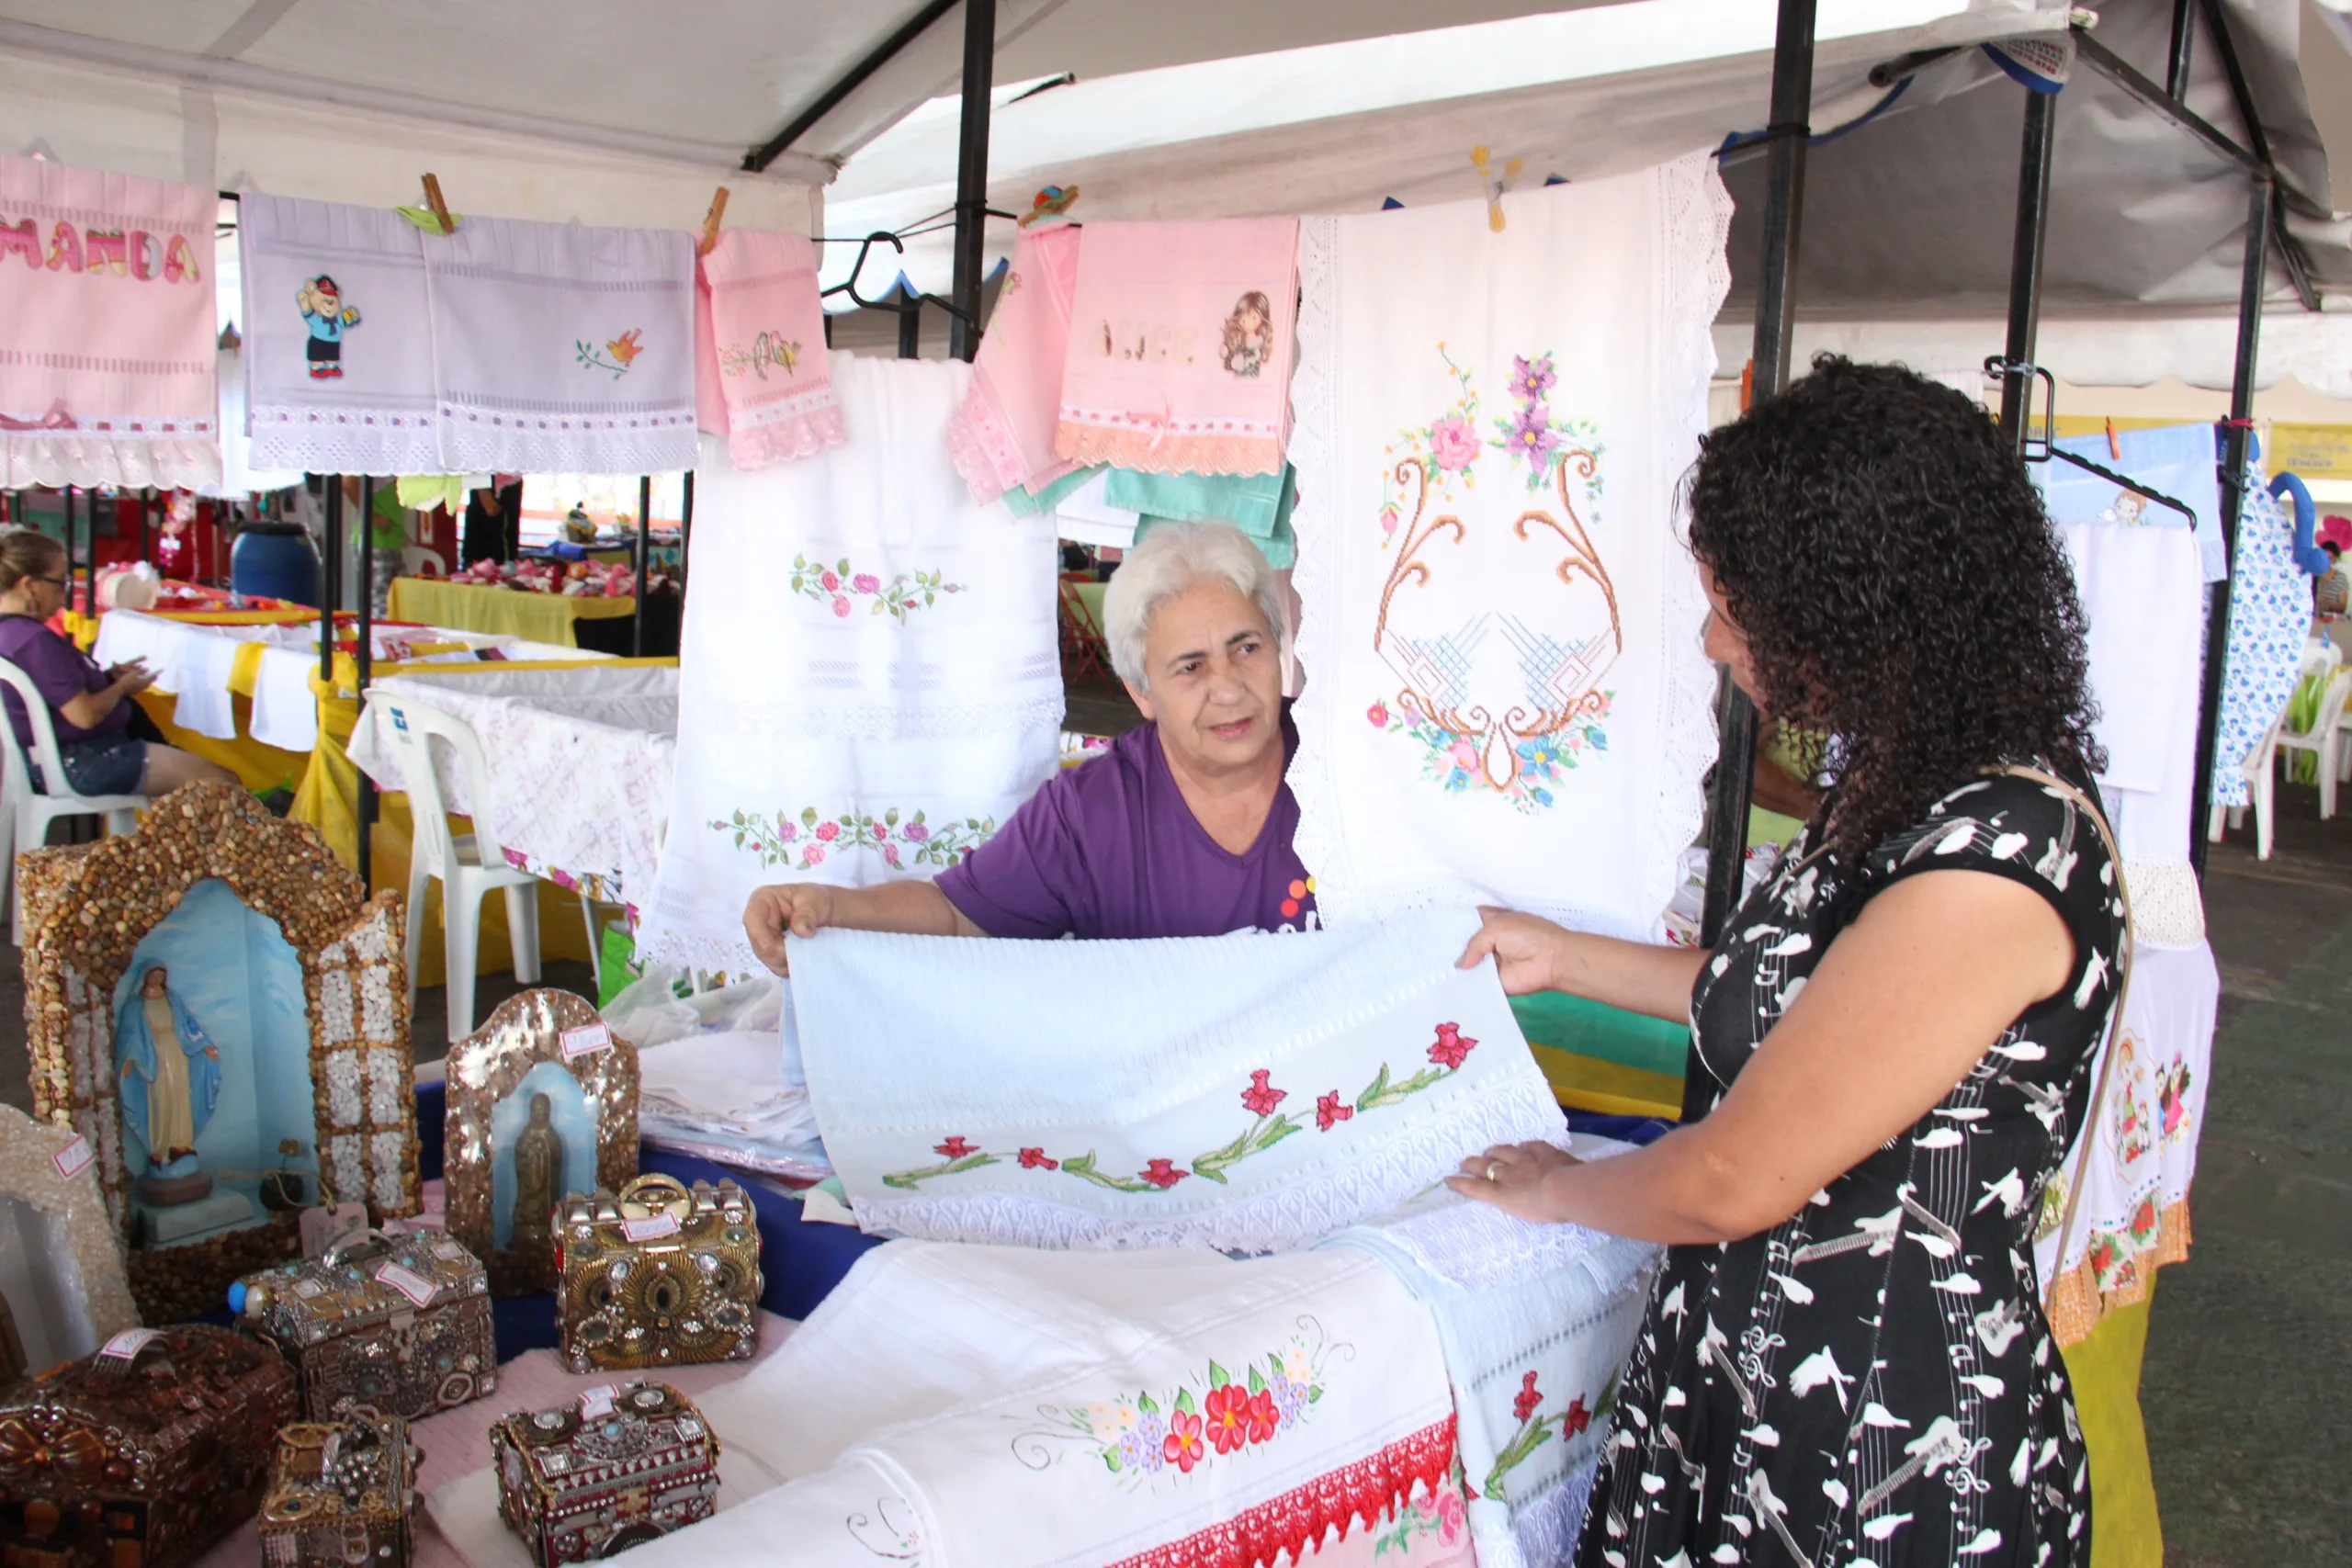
1142, 1158, 1189, 1190
1243, 1388, 1280, 1445
1163, 1411, 1205, 1473
820, 570, 840, 592
815, 820, 842, 842
1367, 701, 1389, 728
1240, 1069, 1287, 1118
831, 595, 852, 617
1203, 1383, 1253, 1455
1017, 1147, 1058, 1170
1427, 1022, 1477, 1070
1562, 1394, 1591, 1438
1513, 1371, 1544, 1424
933, 1136, 977, 1159
1316, 1091, 1353, 1133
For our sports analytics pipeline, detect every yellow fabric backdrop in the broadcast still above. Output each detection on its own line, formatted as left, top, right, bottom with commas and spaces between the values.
2062, 1285, 2163, 1568
388, 579, 634, 648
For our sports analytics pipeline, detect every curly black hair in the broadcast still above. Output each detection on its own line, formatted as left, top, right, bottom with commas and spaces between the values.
1686, 355, 2103, 862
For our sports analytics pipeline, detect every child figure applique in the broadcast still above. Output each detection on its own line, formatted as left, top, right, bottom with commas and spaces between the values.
297, 275, 360, 379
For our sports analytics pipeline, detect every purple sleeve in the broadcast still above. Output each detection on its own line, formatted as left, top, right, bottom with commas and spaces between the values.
13, 626, 105, 712
933, 774, 1084, 940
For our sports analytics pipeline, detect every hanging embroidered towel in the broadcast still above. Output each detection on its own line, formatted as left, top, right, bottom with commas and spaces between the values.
2035, 940, 2217, 1348
694, 230, 844, 468
946, 224, 1080, 504
1287, 157, 1727, 939
0, 153, 218, 489
2033, 423, 2228, 581
1053, 218, 1296, 478
789, 906, 1564, 1252
238, 192, 441, 476
636, 353, 1062, 972
424, 216, 695, 474
2211, 463, 2306, 809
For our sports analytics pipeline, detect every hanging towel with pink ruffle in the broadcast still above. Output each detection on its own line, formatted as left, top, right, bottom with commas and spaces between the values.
694, 230, 845, 469
1052, 217, 1296, 478
0, 153, 219, 489
944, 224, 1080, 505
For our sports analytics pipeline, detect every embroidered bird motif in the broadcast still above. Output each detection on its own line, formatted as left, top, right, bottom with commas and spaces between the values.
606, 328, 645, 367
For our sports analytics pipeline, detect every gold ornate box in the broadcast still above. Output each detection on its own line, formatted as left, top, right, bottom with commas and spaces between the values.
555, 1176, 760, 1374
258, 1416, 417, 1568
0, 1324, 298, 1568
491, 1382, 719, 1567
232, 1231, 495, 1422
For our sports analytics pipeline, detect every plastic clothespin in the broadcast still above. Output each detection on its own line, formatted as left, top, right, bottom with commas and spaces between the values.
2105, 417, 2120, 461
698, 187, 730, 257
1471, 146, 1524, 232
422, 174, 455, 235
1020, 185, 1080, 228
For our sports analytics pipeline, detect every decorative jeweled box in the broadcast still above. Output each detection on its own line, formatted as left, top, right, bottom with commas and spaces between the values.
0, 1325, 299, 1568
555, 1176, 761, 1373
491, 1382, 720, 1568
258, 1416, 418, 1568
232, 1230, 495, 1421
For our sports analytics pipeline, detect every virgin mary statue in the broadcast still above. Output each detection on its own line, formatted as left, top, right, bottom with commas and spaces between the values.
115, 963, 223, 1181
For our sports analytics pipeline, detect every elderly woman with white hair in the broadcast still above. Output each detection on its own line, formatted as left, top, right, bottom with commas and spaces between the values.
742, 520, 1313, 968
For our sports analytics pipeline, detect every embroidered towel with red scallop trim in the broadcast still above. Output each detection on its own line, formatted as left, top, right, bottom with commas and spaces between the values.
1053, 218, 1297, 478
0, 152, 219, 489
946, 224, 1080, 504
695, 230, 845, 469
424, 215, 696, 474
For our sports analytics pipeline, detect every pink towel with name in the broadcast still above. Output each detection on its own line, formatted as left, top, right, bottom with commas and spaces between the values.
0, 153, 219, 488
1053, 217, 1297, 478
945, 224, 1080, 505
695, 231, 845, 469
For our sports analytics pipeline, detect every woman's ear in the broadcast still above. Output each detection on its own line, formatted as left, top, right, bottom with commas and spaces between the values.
1123, 679, 1156, 721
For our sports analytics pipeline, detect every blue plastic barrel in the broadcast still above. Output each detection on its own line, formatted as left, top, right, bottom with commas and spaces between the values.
230, 521, 321, 606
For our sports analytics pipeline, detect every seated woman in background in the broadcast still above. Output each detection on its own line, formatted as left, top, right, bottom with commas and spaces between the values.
0, 530, 236, 797
1452, 359, 2120, 1568
744, 521, 1312, 969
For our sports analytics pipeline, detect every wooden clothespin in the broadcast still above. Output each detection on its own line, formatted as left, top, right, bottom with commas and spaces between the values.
1471, 146, 1524, 232
698, 186, 730, 257
1740, 359, 1756, 415
422, 173, 455, 235
2105, 416, 2120, 461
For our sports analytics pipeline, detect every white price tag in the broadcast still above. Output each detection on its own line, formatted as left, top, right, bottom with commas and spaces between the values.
620, 1213, 680, 1243
51, 1136, 93, 1181
560, 1022, 612, 1061
99, 1327, 164, 1360
373, 1262, 437, 1307
580, 1384, 619, 1418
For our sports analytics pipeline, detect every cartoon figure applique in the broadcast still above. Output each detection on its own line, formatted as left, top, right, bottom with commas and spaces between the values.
297, 275, 359, 379
1220, 290, 1274, 378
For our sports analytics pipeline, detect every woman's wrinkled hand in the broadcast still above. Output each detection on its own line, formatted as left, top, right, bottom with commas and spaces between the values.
742, 884, 837, 976
1456, 907, 1570, 997
1444, 1139, 1585, 1222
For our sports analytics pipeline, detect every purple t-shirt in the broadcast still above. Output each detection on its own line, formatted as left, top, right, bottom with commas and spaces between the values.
0, 614, 127, 750
936, 717, 1319, 940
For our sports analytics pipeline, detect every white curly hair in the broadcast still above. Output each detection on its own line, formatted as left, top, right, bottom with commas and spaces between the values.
1102, 522, 1284, 691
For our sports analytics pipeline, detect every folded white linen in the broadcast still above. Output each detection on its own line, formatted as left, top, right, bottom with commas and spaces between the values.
789, 906, 1564, 1253
248, 643, 322, 752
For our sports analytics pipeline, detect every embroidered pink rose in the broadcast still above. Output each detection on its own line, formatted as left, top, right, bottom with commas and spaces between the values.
815, 820, 841, 842
1017, 1147, 1058, 1170
1427, 1022, 1476, 1070
1429, 414, 1478, 472
1240, 1069, 1287, 1118
1141, 1158, 1189, 1190
1315, 1090, 1353, 1133
1367, 702, 1389, 728
831, 595, 852, 617
902, 821, 930, 842
934, 1135, 978, 1159
820, 570, 840, 592
881, 843, 901, 868
778, 822, 798, 842
802, 844, 826, 865
853, 573, 880, 594
1436, 1491, 1465, 1542
1513, 1371, 1544, 1424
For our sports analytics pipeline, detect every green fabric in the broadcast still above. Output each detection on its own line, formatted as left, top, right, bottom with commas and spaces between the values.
2283, 671, 2327, 784
1749, 805, 1804, 848
1102, 465, 1294, 537
395, 474, 466, 514
2062, 1285, 2163, 1568
597, 923, 638, 1009
1135, 505, 1295, 568
1510, 991, 1690, 1077
1001, 465, 1106, 518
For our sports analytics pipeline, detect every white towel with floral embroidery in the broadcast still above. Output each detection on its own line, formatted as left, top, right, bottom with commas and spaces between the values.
424, 216, 696, 474
636, 353, 1061, 971
239, 193, 442, 476
1287, 157, 1728, 942
789, 906, 1564, 1253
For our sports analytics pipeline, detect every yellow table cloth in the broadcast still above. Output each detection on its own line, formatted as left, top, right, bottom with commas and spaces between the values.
387, 578, 635, 648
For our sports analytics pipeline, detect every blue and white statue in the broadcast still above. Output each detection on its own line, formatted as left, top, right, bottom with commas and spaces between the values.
115, 963, 222, 1190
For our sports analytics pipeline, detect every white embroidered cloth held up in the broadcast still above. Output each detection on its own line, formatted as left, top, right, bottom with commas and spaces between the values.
789, 907, 1564, 1254
1287, 156, 1728, 940
636, 354, 1061, 971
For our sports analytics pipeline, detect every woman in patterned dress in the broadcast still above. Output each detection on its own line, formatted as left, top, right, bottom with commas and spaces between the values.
1450, 358, 2123, 1568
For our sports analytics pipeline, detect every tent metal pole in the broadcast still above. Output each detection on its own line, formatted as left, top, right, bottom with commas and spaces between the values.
1699, 0, 1815, 949
2187, 175, 2270, 872
899, 288, 923, 359
139, 488, 153, 567
633, 475, 651, 657
356, 477, 376, 886
1998, 90, 2058, 448
319, 479, 339, 682
743, 0, 958, 173
680, 469, 694, 606
948, 0, 995, 363
2165, 0, 2196, 100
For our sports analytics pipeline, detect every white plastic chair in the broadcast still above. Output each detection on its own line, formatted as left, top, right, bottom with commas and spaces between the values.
377, 696, 542, 1042
0, 657, 145, 943
2277, 668, 2352, 820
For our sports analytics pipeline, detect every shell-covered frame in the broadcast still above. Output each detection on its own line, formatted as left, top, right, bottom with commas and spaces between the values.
444, 989, 639, 1297
0, 1105, 138, 1348
21, 783, 422, 1239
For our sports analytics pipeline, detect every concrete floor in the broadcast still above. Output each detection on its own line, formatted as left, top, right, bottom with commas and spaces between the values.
0, 753, 2338, 1558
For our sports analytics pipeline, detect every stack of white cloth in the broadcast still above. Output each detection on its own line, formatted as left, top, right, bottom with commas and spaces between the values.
637, 1029, 827, 1181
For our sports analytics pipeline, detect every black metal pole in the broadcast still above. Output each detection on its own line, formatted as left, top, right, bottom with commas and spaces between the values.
60, 488, 76, 616
947, 0, 995, 362
80, 489, 95, 617
898, 291, 922, 359
319, 479, 340, 681
356, 477, 376, 886
1699, 0, 1815, 949
139, 488, 153, 567
679, 469, 694, 608
2188, 175, 2272, 870
633, 475, 651, 657
1999, 91, 2060, 447
2165, 0, 2197, 101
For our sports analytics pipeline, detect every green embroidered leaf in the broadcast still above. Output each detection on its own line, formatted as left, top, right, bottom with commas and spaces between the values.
1175, 1389, 1195, 1416
1207, 1360, 1228, 1390
836, 557, 851, 576
1247, 1367, 1265, 1395
1354, 1065, 1392, 1111
1306, 1386, 1323, 1404
801, 807, 819, 827
1137, 1393, 1158, 1415
1103, 1450, 1122, 1473
913, 809, 927, 824
885, 807, 899, 827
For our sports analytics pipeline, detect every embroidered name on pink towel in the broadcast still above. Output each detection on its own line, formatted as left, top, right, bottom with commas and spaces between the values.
1053, 217, 1298, 478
